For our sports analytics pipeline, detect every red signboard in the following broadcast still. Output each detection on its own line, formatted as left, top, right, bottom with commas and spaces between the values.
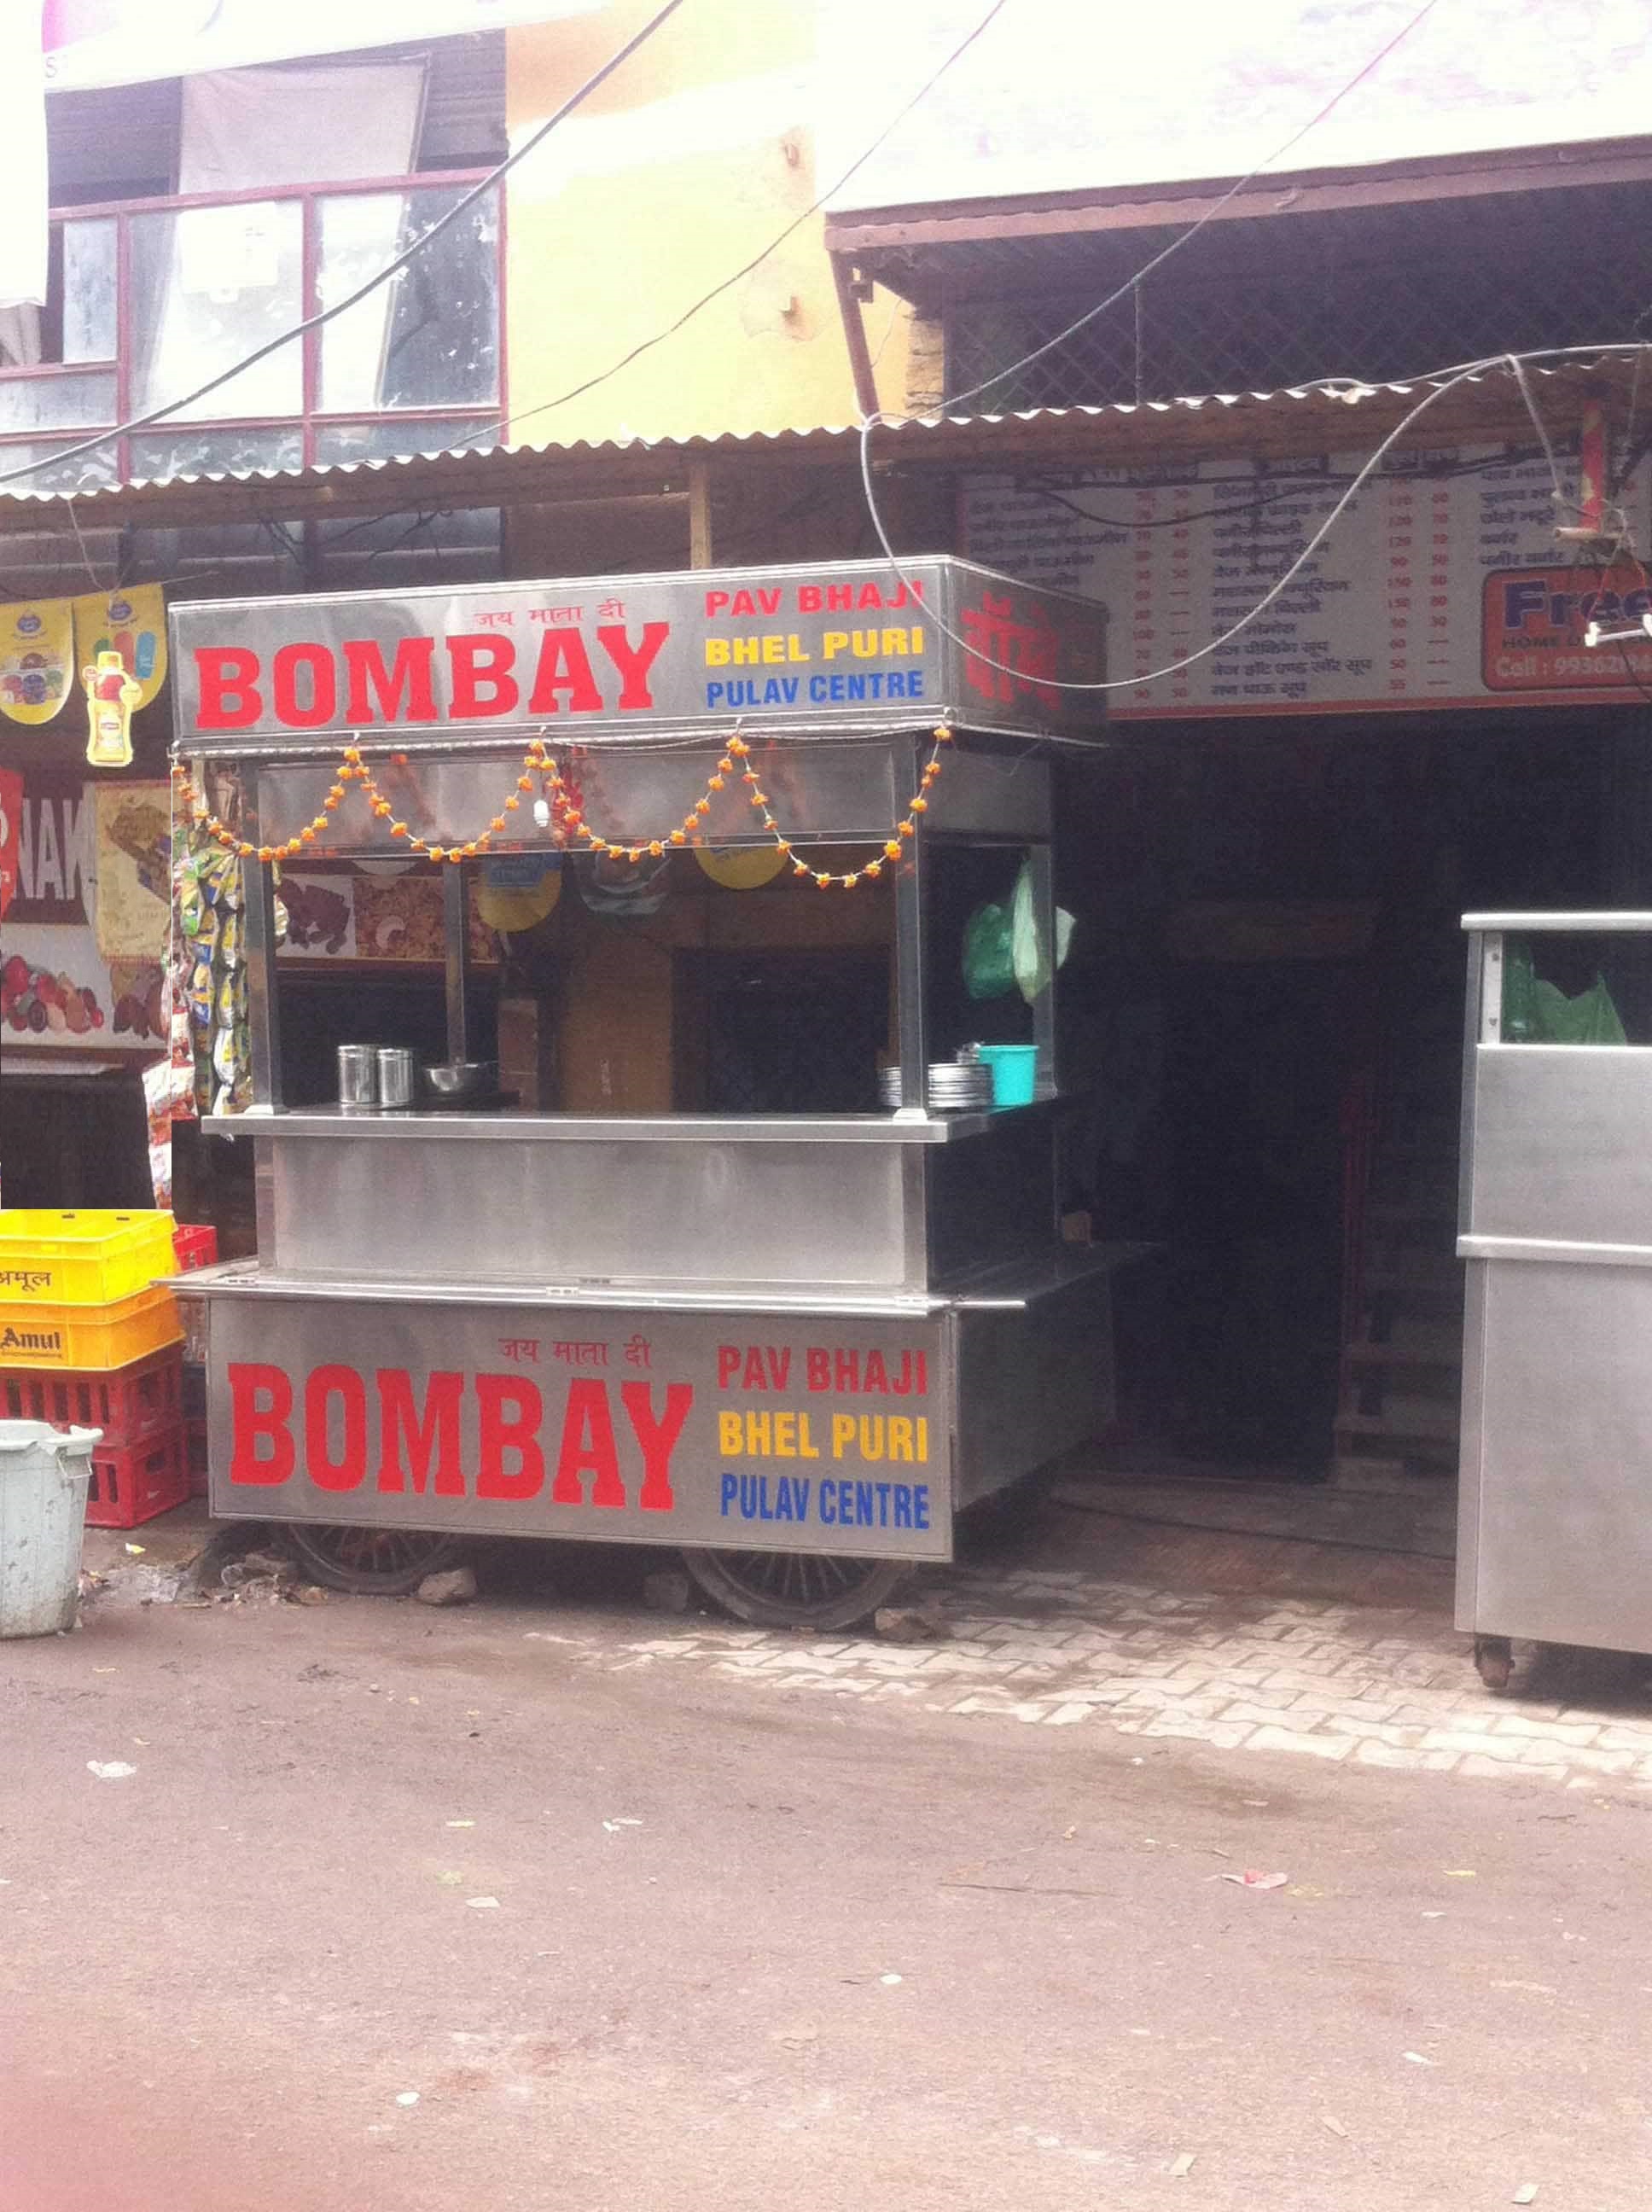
5, 766, 90, 925
0, 769, 21, 917
1481, 568, 1652, 695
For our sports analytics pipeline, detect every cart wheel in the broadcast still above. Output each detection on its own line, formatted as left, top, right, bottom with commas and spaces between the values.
678, 1547, 909, 1630
1474, 1635, 1514, 1691
282, 1523, 462, 1597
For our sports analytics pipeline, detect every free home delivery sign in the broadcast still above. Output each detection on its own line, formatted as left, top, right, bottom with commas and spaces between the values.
172, 559, 1106, 748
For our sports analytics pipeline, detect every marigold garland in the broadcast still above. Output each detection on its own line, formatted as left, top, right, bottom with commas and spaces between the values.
171, 725, 955, 889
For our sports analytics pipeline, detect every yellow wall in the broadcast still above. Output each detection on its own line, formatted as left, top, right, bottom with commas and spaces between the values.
504, 2, 910, 446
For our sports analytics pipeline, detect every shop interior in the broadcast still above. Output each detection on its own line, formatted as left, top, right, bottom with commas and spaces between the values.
1054, 703, 1636, 1522
240, 829, 1048, 1122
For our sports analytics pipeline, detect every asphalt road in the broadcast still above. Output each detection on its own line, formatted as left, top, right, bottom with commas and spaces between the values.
2, 1575, 1647, 2212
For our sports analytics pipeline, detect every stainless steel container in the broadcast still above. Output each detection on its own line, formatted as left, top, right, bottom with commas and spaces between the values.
337, 1044, 378, 1108
376, 1047, 416, 1110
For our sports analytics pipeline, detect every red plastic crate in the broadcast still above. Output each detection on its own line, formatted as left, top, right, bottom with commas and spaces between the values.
172, 1225, 219, 1272
84, 1423, 190, 1529
0, 1346, 183, 1449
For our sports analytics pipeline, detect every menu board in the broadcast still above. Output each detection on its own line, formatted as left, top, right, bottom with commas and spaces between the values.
962, 447, 1652, 719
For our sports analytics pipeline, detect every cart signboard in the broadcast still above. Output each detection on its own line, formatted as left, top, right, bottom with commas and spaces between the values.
210, 1298, 953, 1560
171, 557, 1106, 750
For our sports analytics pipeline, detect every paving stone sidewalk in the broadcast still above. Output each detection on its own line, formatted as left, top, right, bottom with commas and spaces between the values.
532, 1564, 1652, 1793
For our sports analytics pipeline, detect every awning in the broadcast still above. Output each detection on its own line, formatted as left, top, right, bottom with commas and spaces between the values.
0, 356, 1629, 538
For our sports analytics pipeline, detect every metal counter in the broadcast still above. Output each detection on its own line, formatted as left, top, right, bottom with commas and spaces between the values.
183, 1242, 1131, 1557
1457, 914, 1652, 1666
204, 1097, 1067, 1296
172, 553, 1116, 1609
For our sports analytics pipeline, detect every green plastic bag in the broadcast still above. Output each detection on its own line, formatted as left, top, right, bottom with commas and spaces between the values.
963, 899, 1015, 1001
965, 864, 1077, 1004
1011, 862, 1076, 1004
1504, 943, 1627, 1044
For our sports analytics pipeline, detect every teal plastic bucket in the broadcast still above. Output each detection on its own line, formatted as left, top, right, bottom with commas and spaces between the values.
976, 1043, 1038, 1107
0, 1420, 100, 1638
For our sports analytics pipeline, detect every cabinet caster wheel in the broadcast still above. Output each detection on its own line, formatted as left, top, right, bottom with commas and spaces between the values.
1474, 1635, 1513, 1691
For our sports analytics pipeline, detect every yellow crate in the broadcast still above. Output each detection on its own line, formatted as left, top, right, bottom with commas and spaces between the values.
0, 1286, 183, 1370
0, 1209, 177, 1306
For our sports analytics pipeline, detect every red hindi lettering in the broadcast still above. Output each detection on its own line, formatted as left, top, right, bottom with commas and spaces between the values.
959, 593, 1061, 709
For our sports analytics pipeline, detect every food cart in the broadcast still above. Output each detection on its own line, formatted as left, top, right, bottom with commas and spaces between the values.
1457, 911, 1652, 1684
169, 556, 1124, 1627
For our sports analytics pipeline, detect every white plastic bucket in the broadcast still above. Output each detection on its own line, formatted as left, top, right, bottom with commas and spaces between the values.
0, 1420, 101, 1638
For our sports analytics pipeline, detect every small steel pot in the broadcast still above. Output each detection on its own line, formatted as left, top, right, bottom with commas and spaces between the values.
421, 1058, 499, 1103
376, 1046, 416, 1109
337, 1043, 378, 1108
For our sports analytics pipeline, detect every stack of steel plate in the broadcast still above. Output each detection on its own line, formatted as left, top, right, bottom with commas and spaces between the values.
878, 1060, 994, 1113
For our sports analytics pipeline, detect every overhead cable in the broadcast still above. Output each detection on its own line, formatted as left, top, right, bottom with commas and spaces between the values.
898, 0, 1448, 426
492, 0, 1014, 439
858, 341, 1652, 696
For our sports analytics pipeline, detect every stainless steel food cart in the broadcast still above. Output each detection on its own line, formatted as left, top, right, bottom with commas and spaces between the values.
1457, 911, 1652, 1683
171, 555, 1124, 1627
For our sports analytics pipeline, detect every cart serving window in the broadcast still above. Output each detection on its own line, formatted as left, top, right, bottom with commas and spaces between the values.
168, 556, 1126, 1627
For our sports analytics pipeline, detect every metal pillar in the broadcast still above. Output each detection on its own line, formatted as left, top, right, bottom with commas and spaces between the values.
444, 865, 471, 1063
243, 769, 284, 1109
895, 777, 928, 1110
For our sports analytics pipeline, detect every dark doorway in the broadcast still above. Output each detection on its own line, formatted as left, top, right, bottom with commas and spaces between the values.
1060, 708, 1616, 1484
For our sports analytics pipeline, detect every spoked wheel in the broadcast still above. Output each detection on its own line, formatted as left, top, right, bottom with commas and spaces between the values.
679, 1546, 908, 1630
283, 1522, 462, 1597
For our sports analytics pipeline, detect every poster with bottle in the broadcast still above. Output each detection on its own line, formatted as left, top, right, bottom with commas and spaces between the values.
73, 585, 167, 709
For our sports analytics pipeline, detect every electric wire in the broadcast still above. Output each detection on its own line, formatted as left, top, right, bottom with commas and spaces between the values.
1017, 439, 1584, 535
858, 342, 1652, 695
0, 0, 693, 491
1508, 350, 1576, 516
892, 0, 1448, 426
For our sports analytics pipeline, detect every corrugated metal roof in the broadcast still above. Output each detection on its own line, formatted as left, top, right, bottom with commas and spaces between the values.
0, 357, 1620, 516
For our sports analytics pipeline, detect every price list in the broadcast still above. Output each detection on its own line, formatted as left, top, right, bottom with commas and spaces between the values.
962, 449, 1652, 719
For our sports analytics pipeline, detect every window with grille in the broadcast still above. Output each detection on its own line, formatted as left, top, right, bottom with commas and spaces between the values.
941, 183, 1652, 410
